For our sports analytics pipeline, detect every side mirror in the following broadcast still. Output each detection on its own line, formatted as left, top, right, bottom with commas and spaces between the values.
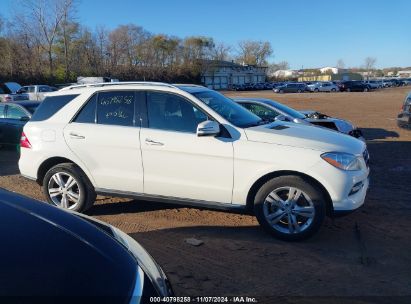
197, 120, 220, 137
17, 88, 27, 94
20, 116, 30, 122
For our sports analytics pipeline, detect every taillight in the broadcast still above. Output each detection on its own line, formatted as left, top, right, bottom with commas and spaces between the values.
4, 95, 12, 102
20, 132, 32, 149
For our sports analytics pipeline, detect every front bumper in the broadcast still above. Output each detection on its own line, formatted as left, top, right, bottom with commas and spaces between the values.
397, 112, 411, 129
332, 175, 369, 216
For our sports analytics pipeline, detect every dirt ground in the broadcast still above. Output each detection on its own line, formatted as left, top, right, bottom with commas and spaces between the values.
1, 87, 411, 303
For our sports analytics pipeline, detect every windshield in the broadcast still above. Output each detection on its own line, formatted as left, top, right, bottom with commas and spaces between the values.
192, 90, 263, 128
269, 101, 306, 119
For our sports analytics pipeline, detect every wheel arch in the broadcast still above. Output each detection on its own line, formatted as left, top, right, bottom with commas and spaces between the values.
246, 170, 334, 216
36, 157, 93, 186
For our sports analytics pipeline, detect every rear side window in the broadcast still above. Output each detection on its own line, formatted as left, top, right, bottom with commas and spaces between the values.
73, 95, 97, 123
96, 91, 135, 126
6, 105, 27, 119
30, 94, 79, 121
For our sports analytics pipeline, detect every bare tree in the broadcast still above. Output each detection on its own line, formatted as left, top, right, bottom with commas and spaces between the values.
211, 42, 232, 61
268, 61, 289, 75
337, 59, 345, 69
19, 0, 75, 76
237, 40, 272, 66
364, 57, 377, 80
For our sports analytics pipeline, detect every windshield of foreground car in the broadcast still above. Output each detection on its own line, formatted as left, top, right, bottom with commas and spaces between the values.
192, 90, 264, 128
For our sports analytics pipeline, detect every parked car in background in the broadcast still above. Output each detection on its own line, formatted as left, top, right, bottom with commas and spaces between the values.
366, 80, 383, 89
19, 82, 369, 241
273, 82, 307, 93
0, 188, 173, 300
235, 98, 364, 140
391, 79, 407, 87
0, 82, 29, 102
382, 79, 393, 87
19, 85, 57, 101
0, 101, 40, 146
397, 91, 411, 129
339, 81, 371, 92
307, 82, 339, 92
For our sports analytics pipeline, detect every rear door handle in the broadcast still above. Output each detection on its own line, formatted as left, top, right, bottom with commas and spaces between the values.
69, 132, 85, 139
145, 138, 164, 146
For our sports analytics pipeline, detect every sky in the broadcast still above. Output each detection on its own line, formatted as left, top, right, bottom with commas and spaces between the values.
1, 0, 410, 69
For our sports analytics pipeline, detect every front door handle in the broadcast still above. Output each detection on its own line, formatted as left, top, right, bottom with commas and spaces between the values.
69, 132, 85, 139
145, 138, 164, 146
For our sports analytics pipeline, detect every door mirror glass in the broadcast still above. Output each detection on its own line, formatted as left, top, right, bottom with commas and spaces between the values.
197, 120, 220, 137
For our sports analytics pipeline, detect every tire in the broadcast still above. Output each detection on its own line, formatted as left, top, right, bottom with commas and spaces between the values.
297, 89, 302, 93
279, 89, 284, 94
43, 163, 96, 212
254, 175, 326, 241
364, 87, 369, 92
331, 88, 336, 92
314, 88, 319, 92
346, 88, 351, 92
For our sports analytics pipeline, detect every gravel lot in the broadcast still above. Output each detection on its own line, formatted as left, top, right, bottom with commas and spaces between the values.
1, 87, 411, 302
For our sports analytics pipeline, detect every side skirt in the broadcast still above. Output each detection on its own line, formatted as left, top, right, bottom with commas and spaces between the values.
95, 188, 248, 212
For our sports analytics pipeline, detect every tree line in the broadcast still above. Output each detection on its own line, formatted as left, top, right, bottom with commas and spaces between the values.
0, 0, 274, 85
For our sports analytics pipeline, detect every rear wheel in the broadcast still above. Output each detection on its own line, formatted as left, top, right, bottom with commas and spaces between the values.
43, 163, 96, 212
346, 88, 351, 92
254, 176, 326, 241
279, 89, 284, 94
331, 88, 336, 92
363, 87, 369, 92
314, 88, 319, 92
297, 89, 302, 93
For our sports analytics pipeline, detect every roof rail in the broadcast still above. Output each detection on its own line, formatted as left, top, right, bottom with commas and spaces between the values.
172, 83, 205, 88
59, 81, 178, 91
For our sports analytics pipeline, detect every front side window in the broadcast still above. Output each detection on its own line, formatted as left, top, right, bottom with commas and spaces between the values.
147, 92, 208, 133
6, 105, 27, 119
96, 91, 135, 127
39, 86, 52, 92
242, 103, 280, 121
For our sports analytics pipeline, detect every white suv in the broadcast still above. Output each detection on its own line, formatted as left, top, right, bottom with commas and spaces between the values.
19, 82, 370, 240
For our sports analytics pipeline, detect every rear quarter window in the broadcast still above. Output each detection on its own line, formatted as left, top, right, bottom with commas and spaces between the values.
30, 94, 79, 121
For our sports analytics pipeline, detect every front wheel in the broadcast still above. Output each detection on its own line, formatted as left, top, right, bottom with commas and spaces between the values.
363, 87, 369, 92
254, 176, 326, 241
43, 163, 96, 212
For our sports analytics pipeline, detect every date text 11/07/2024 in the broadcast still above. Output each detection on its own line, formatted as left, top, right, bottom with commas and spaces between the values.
148, 297, 258, 303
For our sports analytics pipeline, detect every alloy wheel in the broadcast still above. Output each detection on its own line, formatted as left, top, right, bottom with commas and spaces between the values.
263, 186, 315, 234
48, 172, 81, 209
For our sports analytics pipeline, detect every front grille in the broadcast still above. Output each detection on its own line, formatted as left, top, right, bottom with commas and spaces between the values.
363, 149, 370, 167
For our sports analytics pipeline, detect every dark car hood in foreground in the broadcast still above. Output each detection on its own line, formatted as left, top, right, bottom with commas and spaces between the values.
0, 189, 136, 302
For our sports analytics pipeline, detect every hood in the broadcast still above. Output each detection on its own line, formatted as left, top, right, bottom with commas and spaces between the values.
0, 189, 136, 299
244, 121, 365, 154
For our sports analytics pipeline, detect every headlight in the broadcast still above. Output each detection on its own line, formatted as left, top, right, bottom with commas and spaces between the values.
321, 152, 362, 171
111, 226, 173, 297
